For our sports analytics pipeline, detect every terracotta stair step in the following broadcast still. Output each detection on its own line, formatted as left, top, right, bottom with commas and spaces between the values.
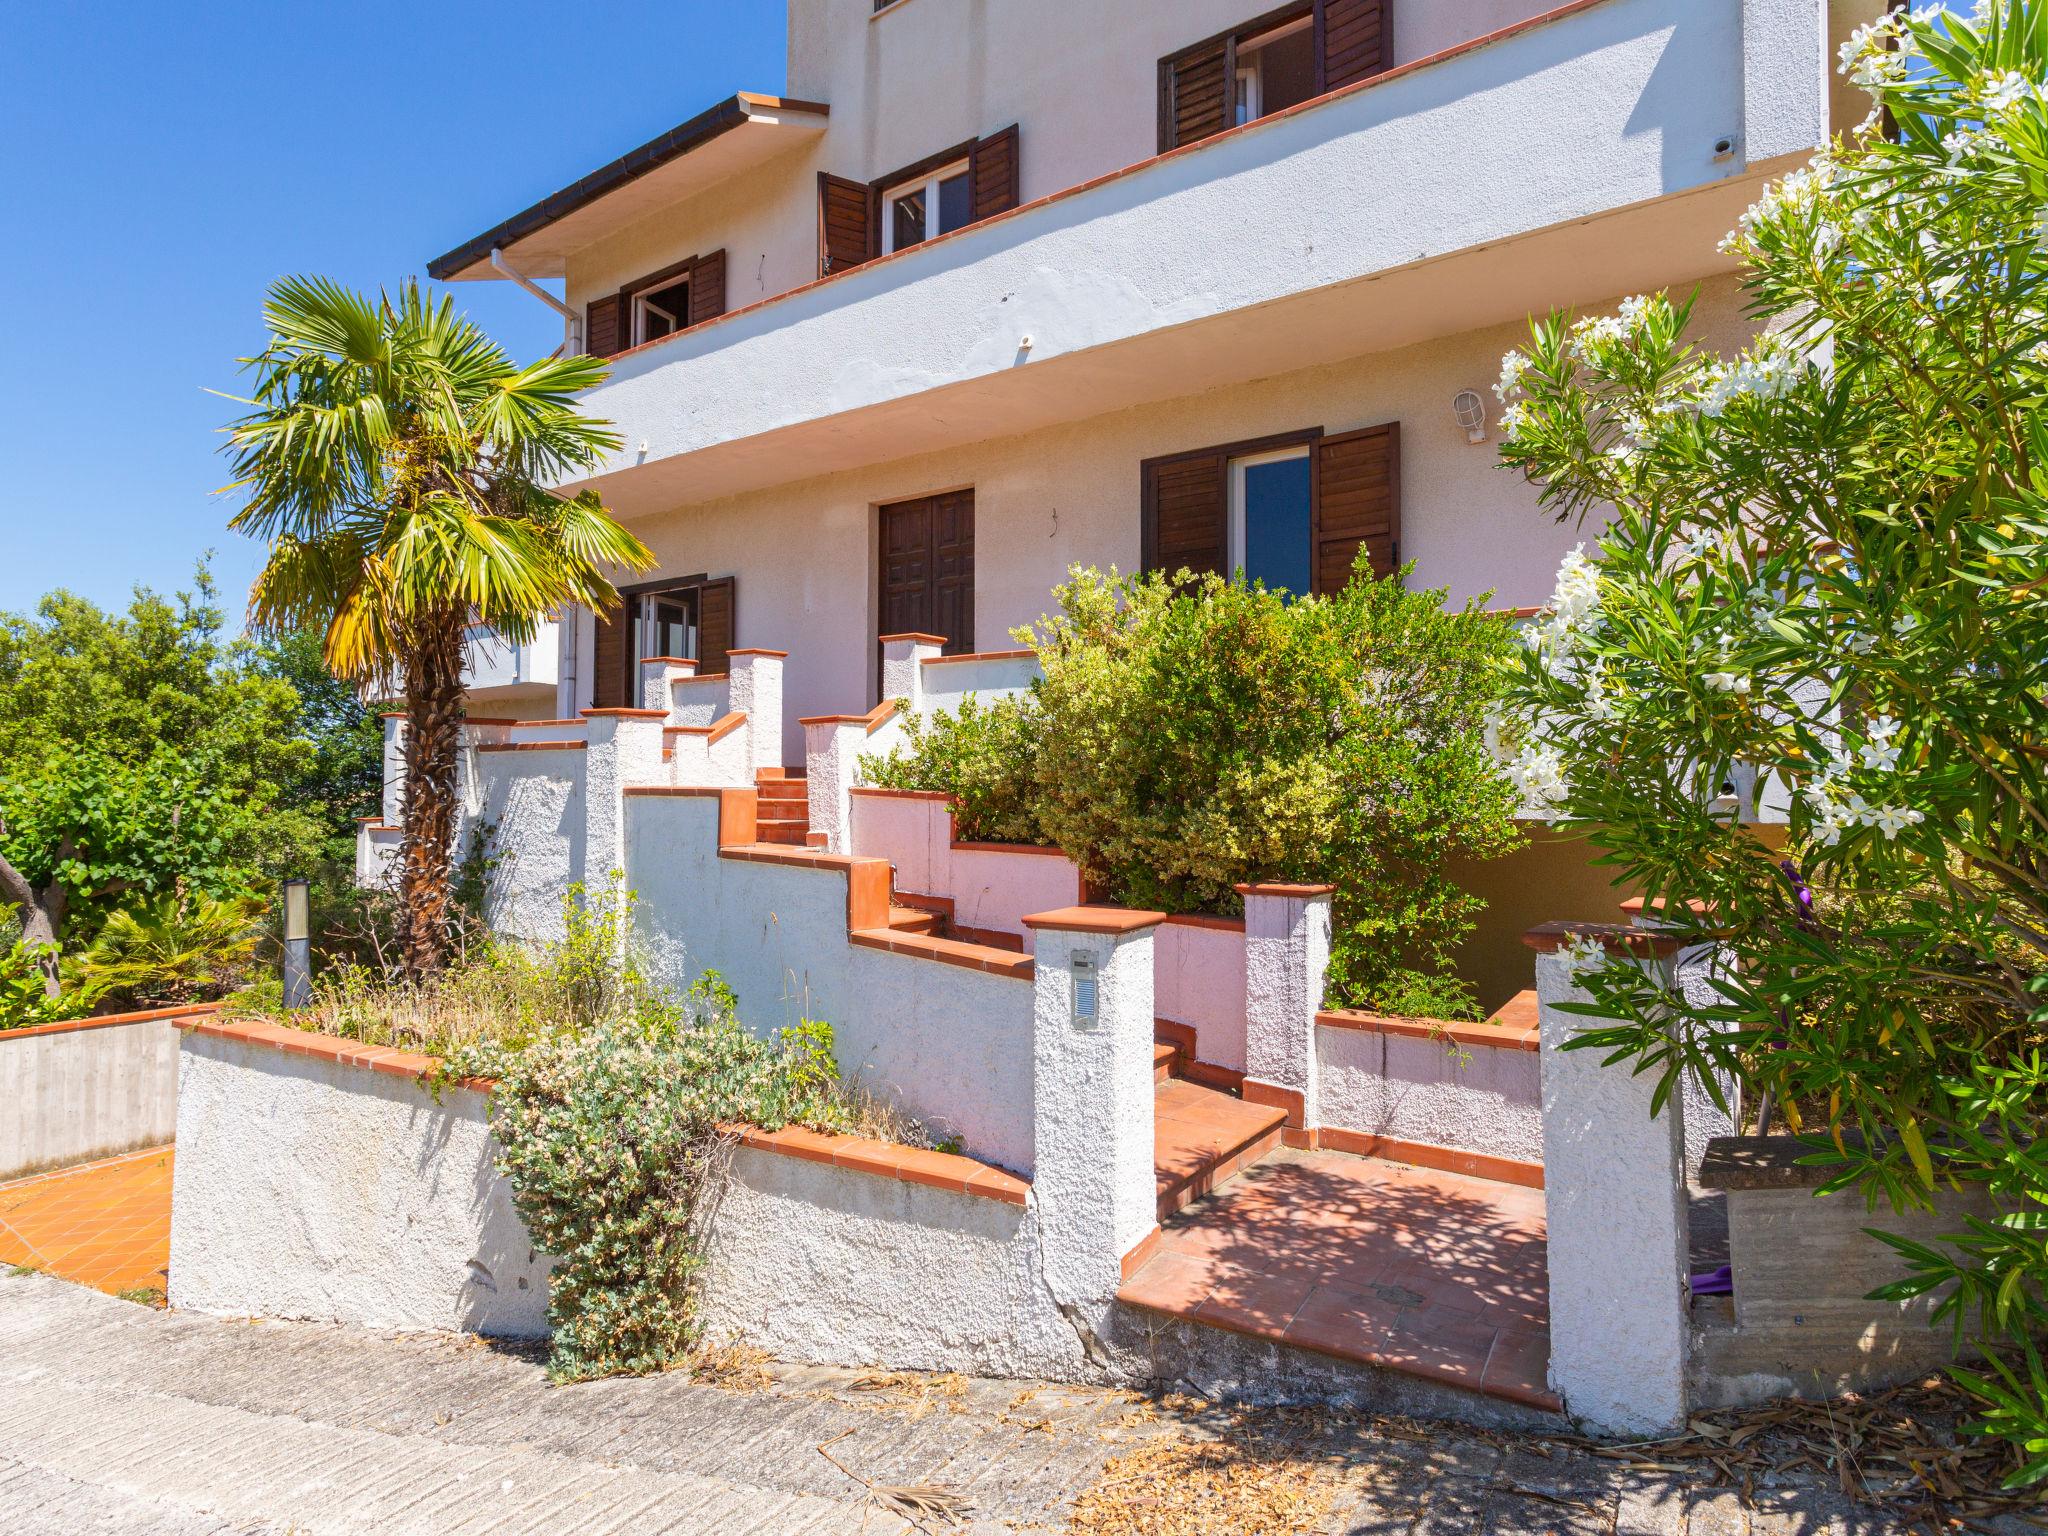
885, 905, 945, 937
1153, 1077, 1287, 1223
756, 825, 812, 846
1153, 1041, 1179, 1083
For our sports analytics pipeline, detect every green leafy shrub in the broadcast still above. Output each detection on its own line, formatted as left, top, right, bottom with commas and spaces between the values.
1493, 1, 2048, 1483
75, 891, 267, 1007
860, 692, 1044, 843
866, 565, 1522, 1018
0, 937, 87, 1030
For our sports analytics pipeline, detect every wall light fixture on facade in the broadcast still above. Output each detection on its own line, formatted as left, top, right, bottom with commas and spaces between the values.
1453, 390, 1488, 444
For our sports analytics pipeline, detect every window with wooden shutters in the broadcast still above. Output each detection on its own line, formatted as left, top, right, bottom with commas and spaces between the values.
590, 575, 740, 705
970, 125, 1021, 221
688, 249, 726, 327
1141, 450, 1231, 579
585, 294, 623, 359
1161, 1, 1392, 150
615, 249, 727, 351
1159, 35, 1232, 152
1313, 422, 1401, 592
818, 172, 876, 277
1314, 0, 1392, 92
695, 577, 736, 679
591, 603, 629, 707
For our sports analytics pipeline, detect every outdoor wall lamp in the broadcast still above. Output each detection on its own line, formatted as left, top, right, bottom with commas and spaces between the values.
1453, 390, 1488, 444
282, 877, 311, 1011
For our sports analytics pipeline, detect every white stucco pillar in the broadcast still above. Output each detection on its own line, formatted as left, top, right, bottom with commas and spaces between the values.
726, 650, 787, 777
1529, 922, 1690, 1437
381, 713, 406, 824
879, 634, 943, 714
579, 709, 669, 893
1239, 883, 1334, 1134
638, 655, 698, 717
1021, 906, 1163, 1309
802, 716, 868, 855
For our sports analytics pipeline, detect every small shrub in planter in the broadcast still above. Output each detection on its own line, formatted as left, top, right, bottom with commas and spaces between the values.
865, 564, 1523, 1019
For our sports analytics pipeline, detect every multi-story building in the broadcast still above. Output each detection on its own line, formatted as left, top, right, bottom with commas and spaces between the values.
432, 0, 1877, 749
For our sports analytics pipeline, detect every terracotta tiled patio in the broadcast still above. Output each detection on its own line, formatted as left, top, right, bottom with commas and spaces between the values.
0, 1146, 173, 1297
1120, 1145, 1559, 1411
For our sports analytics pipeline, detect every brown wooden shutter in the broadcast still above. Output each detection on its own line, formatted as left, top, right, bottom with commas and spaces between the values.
818, 172, 876, 277
591, 601, 630, 707
1159, 36, 1233, 152
1313, 422, 1401, 592
1315, 0, 1392, 93
689, 249, 726, 325
1141, 451, 1230, 579
970, 125, 1021, 221
697, 577, 736, 678
585, 294, 623, 359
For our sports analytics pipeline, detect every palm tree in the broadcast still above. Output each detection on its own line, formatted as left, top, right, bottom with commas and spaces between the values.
224, 277, 653, 977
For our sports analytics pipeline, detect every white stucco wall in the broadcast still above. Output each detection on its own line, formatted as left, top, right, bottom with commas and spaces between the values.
168, 1033, 552, 1338
0, 1014, 185, 1180
1153, 920, 1250, 1073
625, 793, 1038, 1172
1316, 1024, 1543, 1162
477, 749, 588, 945
574, 275, 1756, 762
699, 1147, 1087, 1379
846, 789, 1083, 947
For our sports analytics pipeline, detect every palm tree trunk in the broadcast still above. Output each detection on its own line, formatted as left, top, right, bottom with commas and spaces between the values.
398, 613, 467, 978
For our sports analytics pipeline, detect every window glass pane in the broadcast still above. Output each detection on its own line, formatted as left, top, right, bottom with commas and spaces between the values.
646, 596, 697, 662
937, 171, 973, 234
639, 278, 691, 343
891, 187, 927, 251
1240, 455, 1313, 595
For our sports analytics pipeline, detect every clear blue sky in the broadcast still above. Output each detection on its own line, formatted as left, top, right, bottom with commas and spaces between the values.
0, 1, 785, 620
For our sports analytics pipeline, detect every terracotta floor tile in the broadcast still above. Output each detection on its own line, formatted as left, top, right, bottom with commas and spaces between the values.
0, 1147, 174, 1297
1193, 1272, 1313, 1336
1117, 1250, 1226, 1316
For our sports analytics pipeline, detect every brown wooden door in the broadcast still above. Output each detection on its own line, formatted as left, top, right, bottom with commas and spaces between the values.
878, 492, 975, 682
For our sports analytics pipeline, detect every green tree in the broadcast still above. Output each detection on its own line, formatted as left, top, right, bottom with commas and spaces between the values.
224, 277, 653, 977
1494, 1, 2048, 1479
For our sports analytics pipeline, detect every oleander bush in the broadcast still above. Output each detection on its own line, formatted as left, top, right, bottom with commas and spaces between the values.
865, 563, 1522, 1019
1494, 0, 2048, 1482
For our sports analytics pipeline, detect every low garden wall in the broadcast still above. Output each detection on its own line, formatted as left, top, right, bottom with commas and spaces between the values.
165, 1014, 1115, 1383
1689, 1136, 2001, 1410
0, 1004, 216, 1181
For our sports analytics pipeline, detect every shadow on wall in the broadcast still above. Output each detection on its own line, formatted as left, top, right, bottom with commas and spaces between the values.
1449, 826, 1639, 1016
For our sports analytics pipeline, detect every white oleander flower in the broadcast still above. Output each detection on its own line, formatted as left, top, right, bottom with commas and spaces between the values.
1704, 672, 1752, 695
1499, 401, 1531, 438
1559, 933, 1609, 985
1509, 743, 1570, 811
1869, 804, 1925, 839
1867, 714, 1899, 741
1980, 70, 2033, 112
1496, 350, 1531, 402
1860, 738, 1902, 773
1811, 809, 1850, 848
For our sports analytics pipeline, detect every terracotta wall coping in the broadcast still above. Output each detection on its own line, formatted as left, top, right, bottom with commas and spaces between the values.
1021, 904, 1166, 936
726, 648, 789, 659
666, 711, 747, 744
509, 718, 587, 728
1235, 882, 1337, 898
922, 648, 1036, 667
849, 786, 951, 802
639, 656, 698, 669
848, 927, 1035, 980
1522, 920, 1680, 958
180, 1015, 1030, 1205
478, 740, 589, 753
798, 699, 897, 734
1617, 896, 1711, 917
878, 632, 948, 646
581, 707, 671, 720
954, 840, 1066, 858
2, 1001, 225, 1043
1316, 1008, 1540, 1053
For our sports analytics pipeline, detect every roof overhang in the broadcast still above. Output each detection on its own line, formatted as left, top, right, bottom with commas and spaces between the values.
427, 93, 829, 283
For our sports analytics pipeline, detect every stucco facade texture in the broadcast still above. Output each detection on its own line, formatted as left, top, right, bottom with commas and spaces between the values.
1316, 1025, 1543, 1163
168, 1033, 553, 1339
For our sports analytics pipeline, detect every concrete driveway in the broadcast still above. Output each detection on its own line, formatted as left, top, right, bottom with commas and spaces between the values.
0, 1271, 2024, 1534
